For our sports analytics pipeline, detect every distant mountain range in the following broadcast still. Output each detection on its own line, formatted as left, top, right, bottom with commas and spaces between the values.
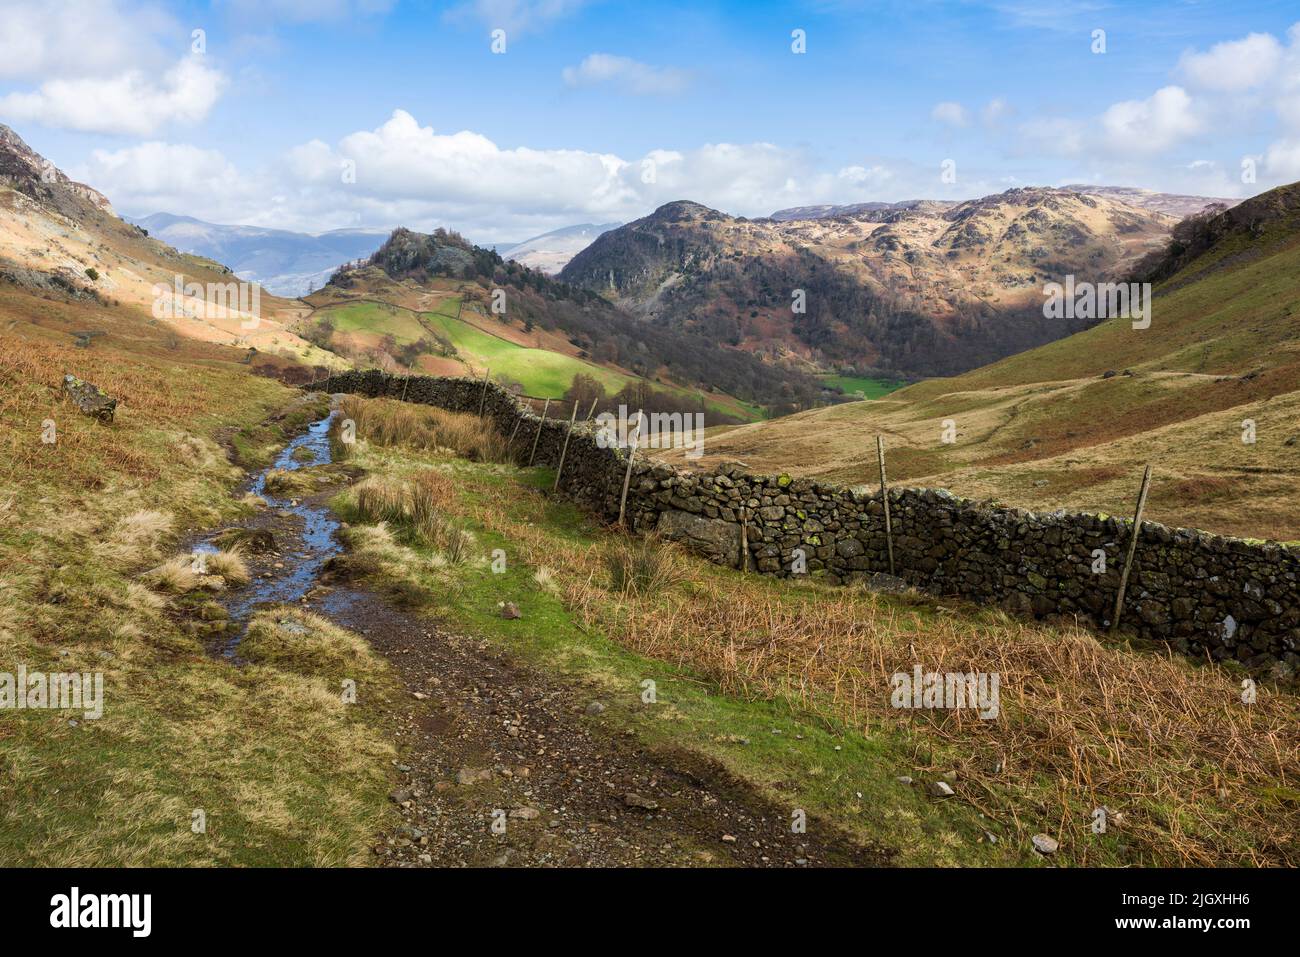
127, 213, 390, 298
129, 215, 621, 295
769, 186, 1237, 223
494, 222, 621, 273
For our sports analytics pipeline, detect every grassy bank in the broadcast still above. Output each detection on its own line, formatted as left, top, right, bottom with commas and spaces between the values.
0, 332, 397, 865
329, 395, 1300, 867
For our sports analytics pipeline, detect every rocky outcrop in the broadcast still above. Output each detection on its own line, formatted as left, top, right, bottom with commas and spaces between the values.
315, 369, 1300, 679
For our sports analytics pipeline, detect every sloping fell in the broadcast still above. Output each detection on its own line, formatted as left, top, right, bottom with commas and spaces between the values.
656, 181, 1300, 542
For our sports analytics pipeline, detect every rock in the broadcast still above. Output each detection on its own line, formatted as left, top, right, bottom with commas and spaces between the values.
585, 701, 606, 716
508, 806, 540, 820
655, 509, 742, 567
455, 768, 492, 786
1031, 833, 1059, 855
499, 601, 521, 620
61, 374, 117, 423
926, 780, 955, 798
721, 834, 737, 843
623, 792, 659, 811
896, 776, 913, 786
388, 788, 412, 805
865, 572, 909, 594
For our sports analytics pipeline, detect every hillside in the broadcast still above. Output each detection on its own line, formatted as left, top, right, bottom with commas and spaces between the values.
299, 226, 827, 416
559, 190, 1175, 380
0, 125, 335, 376
656, 181, 1300, 541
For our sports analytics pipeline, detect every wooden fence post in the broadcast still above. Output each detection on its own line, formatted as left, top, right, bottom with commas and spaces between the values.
1110, 464, 1153, 631
586, 397, 599, 422
617, 410, 645, 528
477, 367, 491, 418
527, 397, 550, 467
738, 506, 749, 572
553, 399, 580, 491
400, 375, 410, 403
877, 435, 895, 576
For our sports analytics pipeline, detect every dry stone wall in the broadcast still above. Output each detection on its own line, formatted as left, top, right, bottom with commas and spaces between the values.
317, 370, 1299, 678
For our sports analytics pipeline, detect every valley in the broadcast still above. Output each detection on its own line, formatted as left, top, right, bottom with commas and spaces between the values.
1, 117, 1296, 876
658, 183, 1300, 543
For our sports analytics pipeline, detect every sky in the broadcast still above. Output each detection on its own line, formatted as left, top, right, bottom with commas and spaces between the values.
3, 0, 1300, 243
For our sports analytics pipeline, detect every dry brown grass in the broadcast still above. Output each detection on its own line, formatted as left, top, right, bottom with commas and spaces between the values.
336, 394, 509, 462
351, 470, 466, 559
205, 546, 250, 586
462, 477, 1300, 867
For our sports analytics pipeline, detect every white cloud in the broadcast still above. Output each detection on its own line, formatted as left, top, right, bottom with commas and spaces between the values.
73, 110, 951, 238
448, 0, 589, 35
981, 98, 1013, 127
1100, 85, 1201, 153
0, 1, 228, 134
0, 56, 226, 136
1179, 32, 1283, 93
931, 101, 968, 127
223, 0, 396, 22
0, 0, 177, 81
1264, 139, 1300, 180
75, 141, 251, 208
562, 54, 691, 95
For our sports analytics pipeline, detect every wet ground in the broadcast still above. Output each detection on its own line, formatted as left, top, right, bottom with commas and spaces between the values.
194, 399, 890, 867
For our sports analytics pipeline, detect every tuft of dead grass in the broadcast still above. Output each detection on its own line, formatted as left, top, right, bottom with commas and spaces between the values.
205, 546, 250, 586
603, 533, 685, 595
351, 471, 467, 559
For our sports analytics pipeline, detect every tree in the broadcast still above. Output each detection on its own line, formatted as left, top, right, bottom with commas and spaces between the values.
563, 373, 606, 414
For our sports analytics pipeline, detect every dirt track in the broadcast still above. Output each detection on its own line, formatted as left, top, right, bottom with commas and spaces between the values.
316, 573, 891, 868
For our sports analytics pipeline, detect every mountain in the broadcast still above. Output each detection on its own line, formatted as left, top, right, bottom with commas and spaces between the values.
302, 226, 825, 416
130, 213, 388, 298
769, 200, 955, 221
656, 180, 1300, 542
1060, 185, 1239, 220
496, 222, 620, 274
559, 189, 1175, 380
775, 188, 1234, 223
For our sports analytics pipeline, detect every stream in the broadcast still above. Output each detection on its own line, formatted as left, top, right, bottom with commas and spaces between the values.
193, 409, 352, 658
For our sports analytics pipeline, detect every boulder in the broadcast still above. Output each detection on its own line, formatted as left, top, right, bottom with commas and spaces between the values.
62, 374, 116, 423
655, 508, 741, 567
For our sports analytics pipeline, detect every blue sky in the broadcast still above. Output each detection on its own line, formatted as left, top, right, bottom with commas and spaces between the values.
4, 0, 1300, 241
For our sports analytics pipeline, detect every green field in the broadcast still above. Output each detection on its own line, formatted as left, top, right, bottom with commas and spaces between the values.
821, 375, 906, 399
322, 301, 428, 345
314, 299, 762, 420
419, 308, 634, 396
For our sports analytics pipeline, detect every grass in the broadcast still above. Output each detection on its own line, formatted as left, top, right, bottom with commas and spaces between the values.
336, 394, 511, 463
0, 328, 399, 866
331, 420, 1300, 868
821, 375, 907, 400
312, 297, 760, 420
